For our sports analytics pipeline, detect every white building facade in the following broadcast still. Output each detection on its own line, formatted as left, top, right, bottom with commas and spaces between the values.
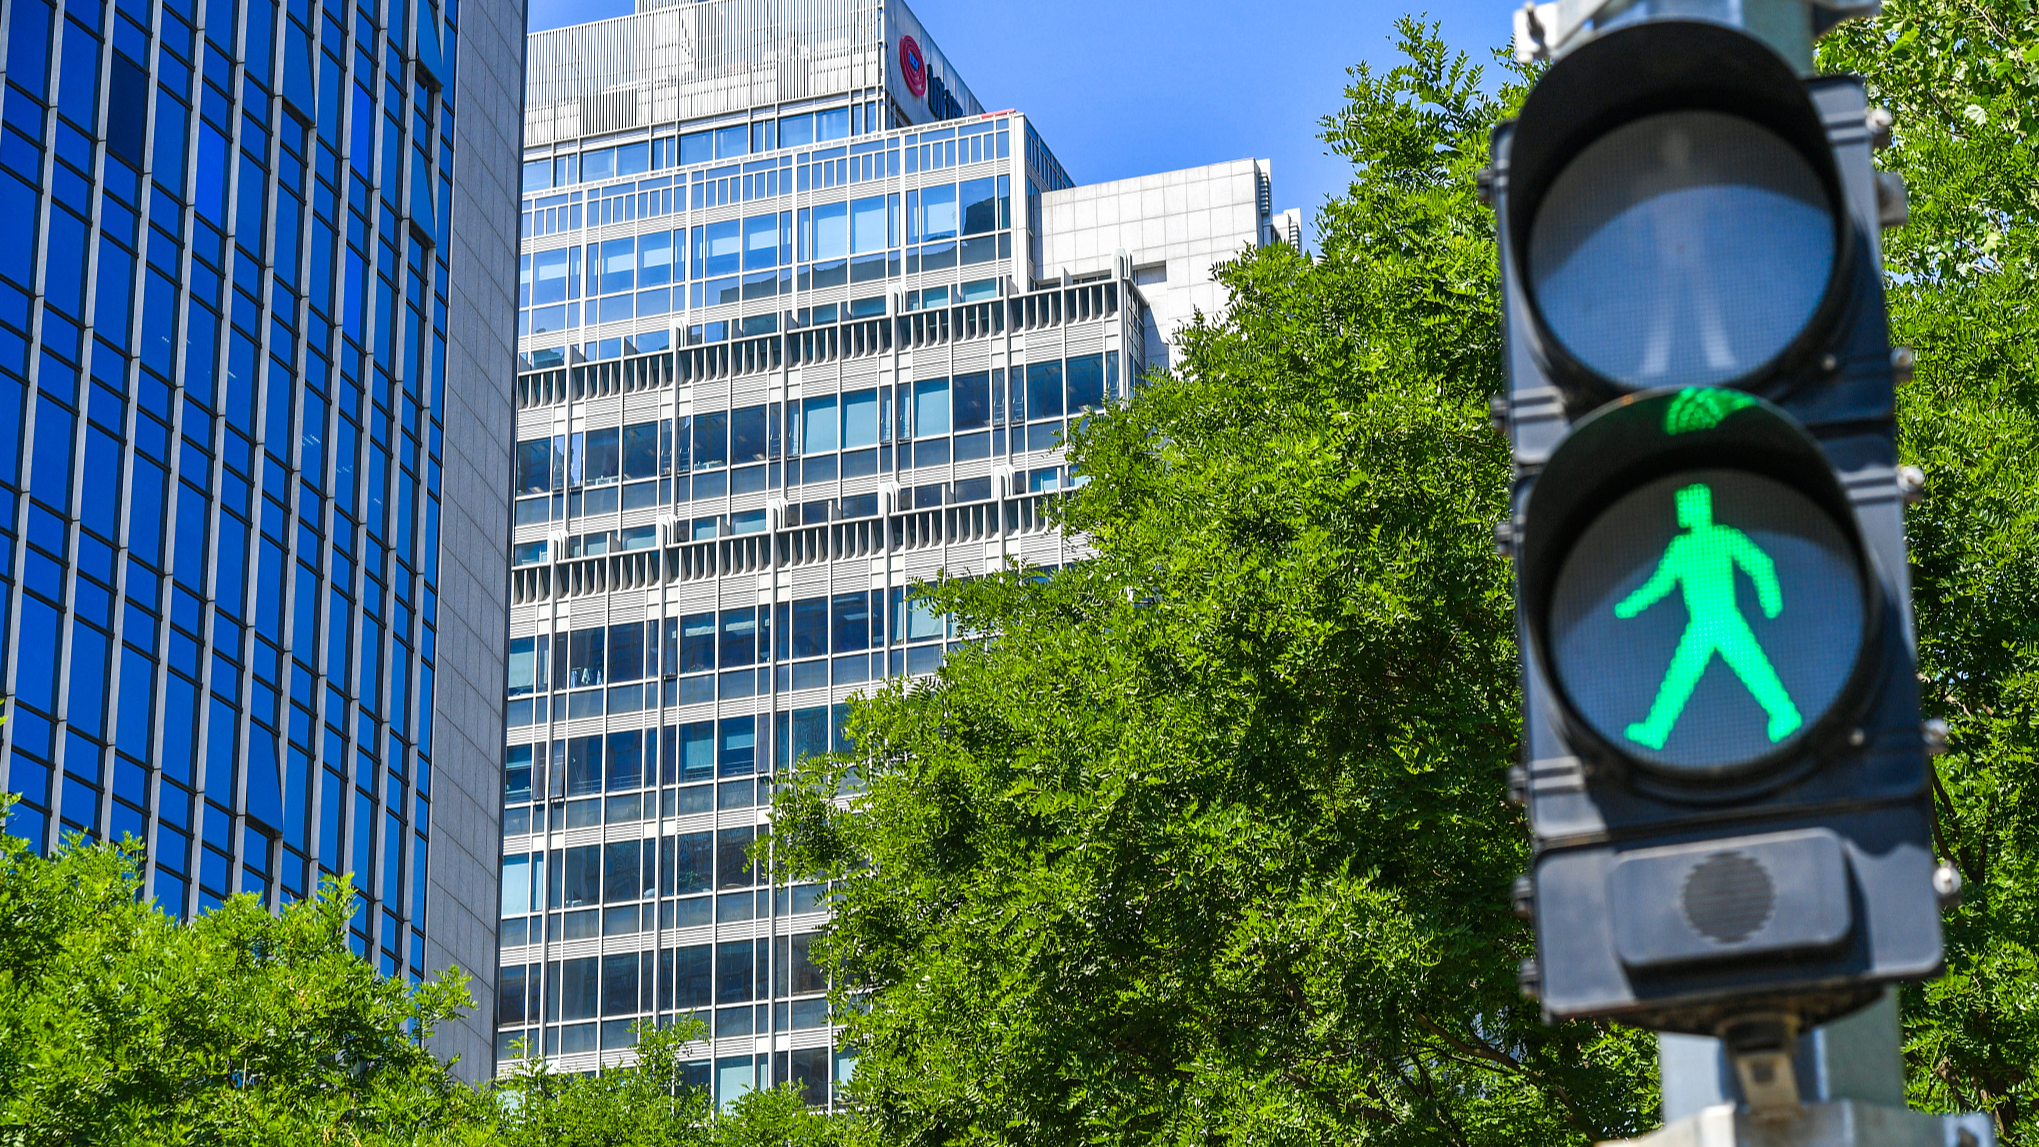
497, 0, 1291, 1105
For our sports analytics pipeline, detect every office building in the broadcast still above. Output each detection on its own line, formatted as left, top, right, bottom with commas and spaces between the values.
0, 0, 522, 1073
500, 0, 1291, 1105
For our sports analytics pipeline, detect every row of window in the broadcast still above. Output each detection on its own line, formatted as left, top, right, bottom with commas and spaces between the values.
510, 360, 1110, 505
504, 590, 956, 701
516, 179, 1013, 336
497, 936, 824, 1029
521, 107, 1008, 206
511, 427, 1074, 529
500, 828, 768, 914
520, 101, 891, 194
504, 704, 849, 799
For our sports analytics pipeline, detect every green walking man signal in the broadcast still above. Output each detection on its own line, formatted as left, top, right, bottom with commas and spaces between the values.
1613, 483, 1805, 750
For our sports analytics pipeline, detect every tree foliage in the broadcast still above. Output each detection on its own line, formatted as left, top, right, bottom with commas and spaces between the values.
0, 806, 491, 1145
774, 22, 1657, 1147
0, 806, 833, 1146
1822, 2, 2039, 1141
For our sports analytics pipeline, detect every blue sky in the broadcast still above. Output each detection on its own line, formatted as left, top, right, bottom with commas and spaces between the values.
524, 0, 1509, 245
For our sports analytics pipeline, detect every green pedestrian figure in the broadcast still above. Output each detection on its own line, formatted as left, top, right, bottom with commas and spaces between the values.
1614, 482, 1803, 750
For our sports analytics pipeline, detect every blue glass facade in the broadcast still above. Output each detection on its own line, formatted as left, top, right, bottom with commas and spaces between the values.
0, 0, 517, 1020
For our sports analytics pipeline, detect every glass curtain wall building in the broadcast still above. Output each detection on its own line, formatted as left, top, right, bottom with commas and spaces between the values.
502, 0, 1286, 1106
0, 0, 521, 1075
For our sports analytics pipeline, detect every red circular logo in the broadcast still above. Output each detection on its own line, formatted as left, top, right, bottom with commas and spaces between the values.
899, 35, 927, 98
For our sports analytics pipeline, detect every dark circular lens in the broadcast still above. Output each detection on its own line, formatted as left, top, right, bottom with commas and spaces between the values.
1528, 111, 1836, 390
1547, 469, 1863, 777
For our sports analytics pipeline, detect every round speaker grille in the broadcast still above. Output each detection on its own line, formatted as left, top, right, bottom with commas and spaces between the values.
1681, 851, 1776, 943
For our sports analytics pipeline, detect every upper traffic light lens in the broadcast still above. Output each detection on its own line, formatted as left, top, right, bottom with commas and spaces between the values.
1546, 468, 1865, 778
1527, 110, 1836, 391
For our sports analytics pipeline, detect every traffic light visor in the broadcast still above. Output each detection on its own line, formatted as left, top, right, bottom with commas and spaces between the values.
1519, 389, 1881, 788
1504, 21, 1850, 400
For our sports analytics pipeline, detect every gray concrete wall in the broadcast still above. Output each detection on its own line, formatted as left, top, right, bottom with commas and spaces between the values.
426, 0, 526, 1083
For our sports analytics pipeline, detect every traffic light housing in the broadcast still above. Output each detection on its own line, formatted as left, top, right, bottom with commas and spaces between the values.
1491, 19, 1943, 1034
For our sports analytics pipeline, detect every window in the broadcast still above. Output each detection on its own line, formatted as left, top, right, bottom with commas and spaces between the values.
607, 622, 644, 682
831, 591, 874, 653
731, 406, 767, 464
501, 854, 534, 917
910, 378, 952, 438
841, 389, 878, 449
811, 202, 847, 261
668, 944, 712, 1007
719, 609, 756, 668
742, 214, 777, 270
850, 195, 886, 254
1067, 354, 1105, 411
600, 238, 635, 294
680, 613, 715, 673
506, 748, 535, 803
716, 939, 753, 1003
665, 831, 712, 894
558, 955, 599, 1019
953, 372, 990, 431
531, 248, 574, 304
716, 828, 756, 890
567, 627, 606, 687
582, 427, 620, 485
699, 220, 740, 277
561, 844, 601, 906
960, 177, 997, 235
638, 231, 673, 287
800, 395, 836, 454
514, 438, 551, 494
815, 106, 849, 142
718, 718, 755, 777
675, 721, 714, 784
789, 597, 826, 659
1026, 361, 1064, 420
920, 183, 957, 241
894, 587, 944, 642
788, 933, 825, 994
602, 951, 639, 1016
693, 411, 728, 469
622, 421, 660, 480
507, 636, 548, 695
787, 706, 828, 764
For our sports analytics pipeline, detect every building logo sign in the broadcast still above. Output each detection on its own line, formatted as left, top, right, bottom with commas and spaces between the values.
899, 35, 927, 97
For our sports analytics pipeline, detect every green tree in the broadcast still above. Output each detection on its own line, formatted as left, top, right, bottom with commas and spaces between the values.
774, 22, 1656, 1147
1822, 3, 2039, 1141
0, 803, 493, 1146
0, 807, 838, 1146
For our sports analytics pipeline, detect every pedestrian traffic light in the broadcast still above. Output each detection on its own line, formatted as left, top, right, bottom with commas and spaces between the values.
1489, 15, 1947, 1036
